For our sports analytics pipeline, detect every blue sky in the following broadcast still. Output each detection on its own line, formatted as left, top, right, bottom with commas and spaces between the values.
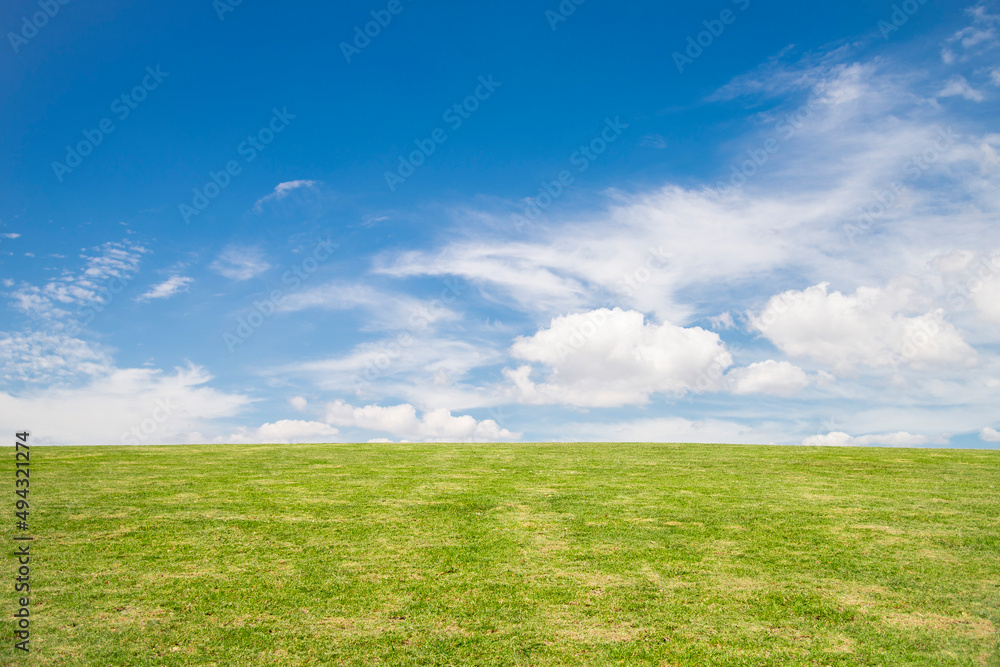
2, 0, 999, 447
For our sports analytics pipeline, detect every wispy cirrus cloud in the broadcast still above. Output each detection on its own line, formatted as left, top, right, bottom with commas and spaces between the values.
209, 245, 270, 281
941, 2, 999, 63
137, 275, 193, 302
253, 180, 319, 211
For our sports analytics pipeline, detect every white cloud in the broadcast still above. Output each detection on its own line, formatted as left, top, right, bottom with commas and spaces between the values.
854, 432, 931, 447
0, 332, 113, 385
325, 400, 518, 442
137, 275, 193, 302
802, 431, 930, 447
274, 336, 502, 402
0, 363, 252, 445
209, 245, 270, 281
802, 431, 855, 447
942, 4, 1000, 62
220, 420, 338, 444
939, 75, 985, 102
990, 68, 1000, 86
278, 282, 461, 331
640, 134, 668, 149
708, 312, 735, 330
379, 242, 600, 319
376, 58, 1000, 333
253, 180, 318, 211
969, 267, 1000, 325
931, 251, 1000, 326
556, 417, 785, 445
725, 360, 817, 396
1, 233, 20, 239
749, 281, 978, 374
10, 240, 147, 322
505, 308, 732, 407
289, 396, 308, 412
710, 45, 852, 101
980, 427, 1000, 442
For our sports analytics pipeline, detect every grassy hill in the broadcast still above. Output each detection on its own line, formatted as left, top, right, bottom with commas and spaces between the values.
8, 443, 1000, 665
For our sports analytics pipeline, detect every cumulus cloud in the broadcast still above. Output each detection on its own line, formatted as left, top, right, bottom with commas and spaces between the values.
930, 250, 1000, 322
325, 400, 518, 442
137, 275, 193, 302
802, 431, 930, 447
802, 431, 855, 447
725, 360, 820, 396
980, 427, 1000, 442
220, 420, 338, 444
289, 396, 308, 412
505, 308, 732, 407
969, 270, 1000, 325
209, 245, 270, 281
749, 281, 978, 374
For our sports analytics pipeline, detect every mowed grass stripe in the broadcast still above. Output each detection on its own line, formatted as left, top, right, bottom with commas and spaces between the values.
5, 443, 999, 666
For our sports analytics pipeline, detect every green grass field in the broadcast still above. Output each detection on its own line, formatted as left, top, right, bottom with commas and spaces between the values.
5, 442, 1000, 666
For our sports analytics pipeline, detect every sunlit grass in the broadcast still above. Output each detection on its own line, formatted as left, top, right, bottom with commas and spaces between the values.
8, 442, 1000, 665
